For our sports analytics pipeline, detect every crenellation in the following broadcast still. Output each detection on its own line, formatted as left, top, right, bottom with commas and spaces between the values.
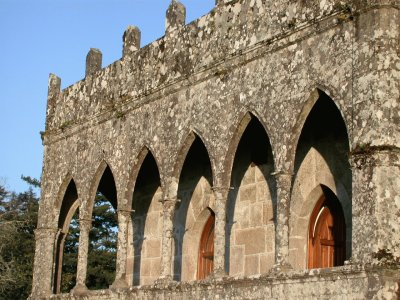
165, 0, 186, 32
85, 48, 102, 77
46, 73, 61, 129
123, 25, 141, 58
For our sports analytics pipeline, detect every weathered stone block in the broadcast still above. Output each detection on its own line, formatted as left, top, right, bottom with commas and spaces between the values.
244, 255, 260, 276
236, 228, 266, 255
239, 184, 257, 203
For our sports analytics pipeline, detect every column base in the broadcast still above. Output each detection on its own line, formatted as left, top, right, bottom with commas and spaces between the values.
267, 262, 293, 275
154, 275, 176, 287
71, 283, 89, 296
209, 267, 227, 280
110, 275, 129, 291
28, 290, 52, 300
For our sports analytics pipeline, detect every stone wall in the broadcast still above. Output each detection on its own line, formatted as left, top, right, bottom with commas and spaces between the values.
31, 0, 400, 298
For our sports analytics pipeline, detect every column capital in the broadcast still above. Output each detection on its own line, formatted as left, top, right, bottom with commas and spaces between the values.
350, 146, 400, 169
78, 218, 92, 230
271, 170, 294, 177
117, 208, 133, 218
211, 186, 232, 192
159, 196, 180, 210
212, 186, 232, 202
34, 227, 59, 240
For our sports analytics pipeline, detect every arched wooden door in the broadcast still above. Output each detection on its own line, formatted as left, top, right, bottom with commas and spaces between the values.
197, 212, 215, 279
308, 193, 345, 268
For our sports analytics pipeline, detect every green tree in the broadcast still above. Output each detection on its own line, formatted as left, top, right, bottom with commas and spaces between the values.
0, 179, 39, 300
86, 193, 118, 290
60, 192, 118, 292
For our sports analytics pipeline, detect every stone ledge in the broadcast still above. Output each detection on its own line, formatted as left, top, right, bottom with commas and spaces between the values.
41, 265, 400, 299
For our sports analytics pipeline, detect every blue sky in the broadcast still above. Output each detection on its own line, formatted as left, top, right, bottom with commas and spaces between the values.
0, 0, 215, 193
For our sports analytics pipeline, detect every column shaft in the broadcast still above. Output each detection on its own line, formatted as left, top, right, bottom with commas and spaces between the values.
72, 219, 91, 294
159, 198, 176, 280
212, 186, 230, 276
274, 173, 292, 268
111, 209, 131, 289
30, 228, 58, 298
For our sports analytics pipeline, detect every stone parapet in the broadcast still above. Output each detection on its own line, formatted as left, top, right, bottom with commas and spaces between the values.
35, 265, 400, 299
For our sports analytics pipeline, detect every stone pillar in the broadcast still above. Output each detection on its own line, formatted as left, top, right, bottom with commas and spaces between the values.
110, 209, 132, 290
273, 172, 293, 270
159, 197, 177, 281
30, 227, 58, 298
212, 186, 230, 276
53, 229, 66, 294
71, 218, 91, 295
85, 48, 102, 77
351, 148, 400, 264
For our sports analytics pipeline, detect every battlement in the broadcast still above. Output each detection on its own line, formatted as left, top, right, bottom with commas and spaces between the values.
44, 0, 367, 137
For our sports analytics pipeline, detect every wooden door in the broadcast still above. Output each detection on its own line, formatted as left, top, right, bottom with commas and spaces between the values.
308, 193, 345, 268
197, 213, 215, 279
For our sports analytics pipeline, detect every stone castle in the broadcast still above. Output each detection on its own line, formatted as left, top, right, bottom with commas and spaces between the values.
31, 0, 400, 299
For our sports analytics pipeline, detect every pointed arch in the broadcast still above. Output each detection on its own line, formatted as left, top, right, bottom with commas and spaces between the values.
289, 89, 352, 269
53, 177, 79, 294
224, 111, 275, 186
172, 129, 216, 193
128, 146, 163, 286
87, 160, 118, 215
55, 173, 78, 215
126, 145, 163, 208
308, 186, 346, 269
57, 178, 79, 231
173, 132, 215, 281
289, 88, 350, 167
226, 111, 276, 276
84, 160, 119, 290
197, 208, 215, 280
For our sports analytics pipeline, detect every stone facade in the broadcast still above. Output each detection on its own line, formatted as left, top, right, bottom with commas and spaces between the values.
31, 0, 400, 299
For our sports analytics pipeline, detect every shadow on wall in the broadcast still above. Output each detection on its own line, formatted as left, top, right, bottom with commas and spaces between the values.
131, 152, 162, 286
226, 116, 276, 276
290, 90, 351, 269
174, 136, 213, 281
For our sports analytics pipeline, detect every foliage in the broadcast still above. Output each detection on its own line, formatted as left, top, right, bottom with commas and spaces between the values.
86, 193, 118, 290
60, 192, 118, 292
60, 210, 79, 293
0, 179, 39, 300
0, 177, 118, 297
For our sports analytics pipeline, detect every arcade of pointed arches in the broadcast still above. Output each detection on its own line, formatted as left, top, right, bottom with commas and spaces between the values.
53, 89, 351, 293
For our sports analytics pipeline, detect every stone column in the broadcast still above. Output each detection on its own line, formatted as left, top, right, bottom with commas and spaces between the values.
53, 229, 66, 294
212, 186, 230, 276
30, 227, 58, 298
351, 148, 400, 264
71, 218, 91, 295
159, 197, 177, 281
110, 209, 132, 290
273, 172, 293, 270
